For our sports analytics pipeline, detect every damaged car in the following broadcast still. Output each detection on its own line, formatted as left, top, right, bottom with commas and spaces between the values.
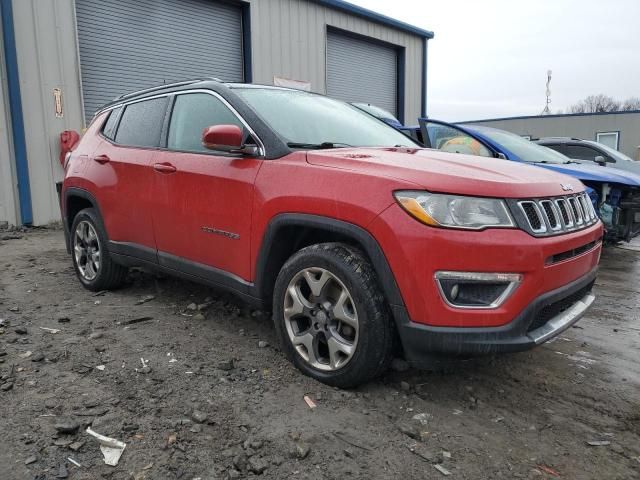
417, 119, 640, 243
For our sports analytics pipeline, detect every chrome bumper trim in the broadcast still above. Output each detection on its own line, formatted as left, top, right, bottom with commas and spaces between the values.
528, 293, 595, 345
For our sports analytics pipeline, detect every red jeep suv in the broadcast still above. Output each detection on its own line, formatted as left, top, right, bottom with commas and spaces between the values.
59, 79, 602, 387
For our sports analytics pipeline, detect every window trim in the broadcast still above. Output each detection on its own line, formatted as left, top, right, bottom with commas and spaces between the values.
595, 131, 620, 150
98, 89, 266, 157
101, 105, 124, 141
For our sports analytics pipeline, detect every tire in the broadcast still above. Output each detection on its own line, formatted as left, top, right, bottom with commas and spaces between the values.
273, 243, 393, 388
70, 208, 128, 291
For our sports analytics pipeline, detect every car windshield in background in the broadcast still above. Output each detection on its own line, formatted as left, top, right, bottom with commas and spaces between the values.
585, 140, 635, 162
234, 87, 417, 148
470, 126, 570, 164
351, 103, 401, 124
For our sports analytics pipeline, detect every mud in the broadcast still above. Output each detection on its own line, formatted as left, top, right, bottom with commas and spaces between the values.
0, 229, 638, 479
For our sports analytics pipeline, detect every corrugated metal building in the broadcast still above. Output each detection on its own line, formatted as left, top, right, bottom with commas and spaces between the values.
0, 0, 433, 227
458, 111, 640, 160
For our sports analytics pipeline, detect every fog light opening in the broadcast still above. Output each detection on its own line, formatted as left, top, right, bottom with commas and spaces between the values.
435, 272, 522, 309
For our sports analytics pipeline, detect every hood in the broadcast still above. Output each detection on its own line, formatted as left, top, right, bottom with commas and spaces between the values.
306, 147, 584, 198
537, 162, 640, 187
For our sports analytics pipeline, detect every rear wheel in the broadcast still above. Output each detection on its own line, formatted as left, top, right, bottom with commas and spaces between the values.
70, 208, 127, 291
273, 243, 393, 388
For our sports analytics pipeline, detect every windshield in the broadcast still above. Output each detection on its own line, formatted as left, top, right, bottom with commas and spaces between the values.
351, 103, 401, 123
234, 87, 417, 148
470, 126, 570, 164
585, 140, 635, 162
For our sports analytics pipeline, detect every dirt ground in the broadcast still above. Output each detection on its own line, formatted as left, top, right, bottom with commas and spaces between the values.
0, 228, 639, 480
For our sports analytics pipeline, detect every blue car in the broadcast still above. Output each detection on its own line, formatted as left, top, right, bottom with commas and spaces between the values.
416, 119, 640, 243
351, 103, 640, 243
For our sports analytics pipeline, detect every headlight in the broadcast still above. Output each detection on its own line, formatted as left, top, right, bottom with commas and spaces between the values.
394, 191, 515, 230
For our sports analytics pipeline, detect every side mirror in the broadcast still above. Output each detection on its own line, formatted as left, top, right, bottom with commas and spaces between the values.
594, 155, 607, 166
496, 152, 507, 160
202, 125, 259, 155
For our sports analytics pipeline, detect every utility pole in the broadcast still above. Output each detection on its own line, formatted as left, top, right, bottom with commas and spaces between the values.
541, 70, 552, 115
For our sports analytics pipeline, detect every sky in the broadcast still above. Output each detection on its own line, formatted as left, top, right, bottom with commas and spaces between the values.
348, 0, 640, 122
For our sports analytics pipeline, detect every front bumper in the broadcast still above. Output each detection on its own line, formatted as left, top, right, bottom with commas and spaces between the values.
392, 266, 597, 364
367, 202, 603, 364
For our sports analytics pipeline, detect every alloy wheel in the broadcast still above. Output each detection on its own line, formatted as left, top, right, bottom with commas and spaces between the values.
73, 220, 101, 281
283, 267, 359, 371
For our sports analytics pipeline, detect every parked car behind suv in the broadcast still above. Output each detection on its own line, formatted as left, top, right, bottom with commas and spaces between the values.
417, 120, 640, 243
59, 79, 602, 387
536, 137, 640, 176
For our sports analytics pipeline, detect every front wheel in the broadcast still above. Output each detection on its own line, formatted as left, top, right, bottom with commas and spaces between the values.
273, 243, 393, 388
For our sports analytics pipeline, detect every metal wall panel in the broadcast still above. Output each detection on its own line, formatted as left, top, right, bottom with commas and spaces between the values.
75, 0, 244, 122
326, 30, 397, 115
248, 0, 425, 124
11, 0, 84, 226
0, 14, 19, 226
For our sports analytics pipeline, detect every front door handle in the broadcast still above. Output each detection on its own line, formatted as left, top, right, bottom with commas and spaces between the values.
153, 162, 177, 174
93, 154, 110, 164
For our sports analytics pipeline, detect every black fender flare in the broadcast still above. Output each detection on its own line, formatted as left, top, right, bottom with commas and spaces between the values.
62, 187, 105, 253
253, 213, 405, 310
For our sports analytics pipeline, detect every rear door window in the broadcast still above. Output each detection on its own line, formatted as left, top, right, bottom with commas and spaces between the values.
167, 93, 246, 153
101, 106, 122, 140
114, 97, 168, 148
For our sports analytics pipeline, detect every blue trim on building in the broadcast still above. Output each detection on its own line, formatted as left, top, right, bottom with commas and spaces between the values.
241, 2, 252, 83
396, 47, 405, 124
313, 0, 434, 38
458, 109, 640, 124
421, 38, 427, 118
1, 0, 32, 225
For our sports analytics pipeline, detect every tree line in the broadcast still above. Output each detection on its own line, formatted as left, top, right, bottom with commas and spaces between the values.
568, 94, 640, 113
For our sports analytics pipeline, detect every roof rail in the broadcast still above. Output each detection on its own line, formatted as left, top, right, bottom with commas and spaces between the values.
113, 77, 224, 102
538, 136, 583, 142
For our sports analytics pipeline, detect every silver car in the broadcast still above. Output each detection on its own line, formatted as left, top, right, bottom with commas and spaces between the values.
537, 137, 640, 176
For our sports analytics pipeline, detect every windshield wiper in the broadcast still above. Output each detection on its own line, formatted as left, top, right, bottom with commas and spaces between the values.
287, 142, 352, 149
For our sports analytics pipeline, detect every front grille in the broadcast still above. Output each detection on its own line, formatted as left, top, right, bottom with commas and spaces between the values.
527, 282, 594, 332
512, 192, 598, 237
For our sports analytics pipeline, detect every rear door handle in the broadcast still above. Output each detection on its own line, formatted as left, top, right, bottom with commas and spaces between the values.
93, 154, 110, 164
153, 163, 177, 174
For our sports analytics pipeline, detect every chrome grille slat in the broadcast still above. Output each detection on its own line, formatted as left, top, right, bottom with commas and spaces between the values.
518, 201, 546, 233
540, 200, 560, 230
515, 193, 598, 237
568, 197, 583, 225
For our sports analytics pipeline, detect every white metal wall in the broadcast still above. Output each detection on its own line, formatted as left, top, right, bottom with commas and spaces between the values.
0, 18, 19, 226
11, 0, 84, 226
247, 0, 425, 124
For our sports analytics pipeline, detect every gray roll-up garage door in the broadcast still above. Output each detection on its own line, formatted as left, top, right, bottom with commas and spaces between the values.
75, 0, 244, 122
326, 31, 398, 116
